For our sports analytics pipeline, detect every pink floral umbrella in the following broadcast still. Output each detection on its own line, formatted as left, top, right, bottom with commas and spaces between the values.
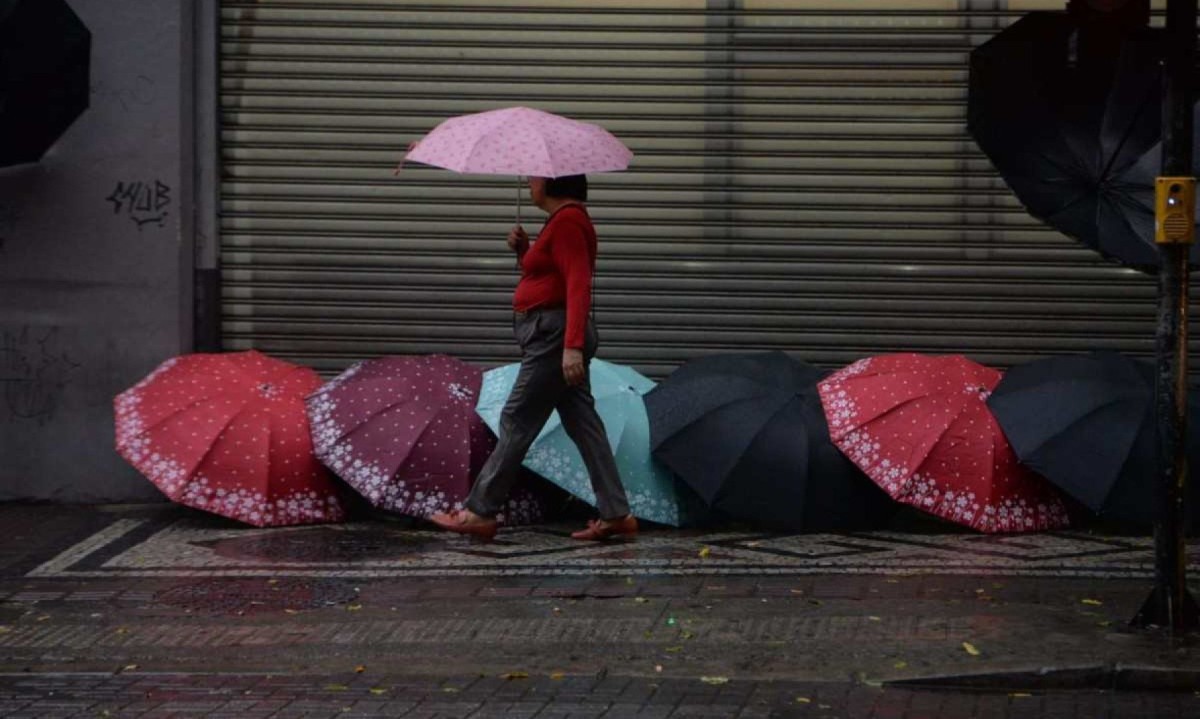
305, 354, 550, 525
817, 353, 1071, 533
114, 350, 346, 527
402, 106, 633, 221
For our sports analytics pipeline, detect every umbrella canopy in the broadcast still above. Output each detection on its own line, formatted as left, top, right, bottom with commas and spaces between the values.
968, 12, 1200, 271
114, 350, 345, 527
0, 0, 90, 167
987, 351, 1200, 526
645, 351, 894, 531
476, 359, 706, 527
306, 354, 549, 525
818, 353, 1071, 533
405, 106, 633, 178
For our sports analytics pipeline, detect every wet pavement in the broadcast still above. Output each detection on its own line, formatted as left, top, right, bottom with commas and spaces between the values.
2, 502, 1200, 717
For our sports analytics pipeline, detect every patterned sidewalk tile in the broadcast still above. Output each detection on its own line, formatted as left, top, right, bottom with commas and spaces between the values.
22, 516, 1197, 580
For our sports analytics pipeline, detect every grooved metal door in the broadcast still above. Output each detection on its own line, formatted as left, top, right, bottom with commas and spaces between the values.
219, 0, 1190, 377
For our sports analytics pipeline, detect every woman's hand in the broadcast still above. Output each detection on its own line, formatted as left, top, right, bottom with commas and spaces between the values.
562, 348, 586, 386
507, 225, 529, 254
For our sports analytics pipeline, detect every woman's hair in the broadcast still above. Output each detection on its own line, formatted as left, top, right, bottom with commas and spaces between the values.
544, 174, 588, 202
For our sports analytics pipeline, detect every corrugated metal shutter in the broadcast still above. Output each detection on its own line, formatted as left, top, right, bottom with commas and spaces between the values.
219, 0, 1194, 378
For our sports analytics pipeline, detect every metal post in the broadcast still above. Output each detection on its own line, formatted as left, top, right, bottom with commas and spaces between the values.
1133, 0, 1200, 634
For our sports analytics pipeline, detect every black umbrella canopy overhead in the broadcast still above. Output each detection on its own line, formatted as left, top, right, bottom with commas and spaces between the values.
0, 0, 91, 167
986, 351, 1200, 527
968, 11, 1200, 272
644, 351, 894, 531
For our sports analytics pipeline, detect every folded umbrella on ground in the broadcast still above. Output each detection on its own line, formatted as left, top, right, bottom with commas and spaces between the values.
306, 354, 552, 525
114, 350, 345, 527
987, 350, 1200, 527
819, 353, 1071, 533
645, 351, 894, 531
475, 359, 707, 527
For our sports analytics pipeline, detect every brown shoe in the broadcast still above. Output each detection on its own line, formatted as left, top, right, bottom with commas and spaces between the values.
571, 515, 639, 541
430, 510, 498, 541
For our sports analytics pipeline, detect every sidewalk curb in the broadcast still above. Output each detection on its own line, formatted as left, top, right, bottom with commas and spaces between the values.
883, 664, 1200, 692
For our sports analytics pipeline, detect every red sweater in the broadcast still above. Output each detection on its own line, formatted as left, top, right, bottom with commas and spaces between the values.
512, 204, 596, 349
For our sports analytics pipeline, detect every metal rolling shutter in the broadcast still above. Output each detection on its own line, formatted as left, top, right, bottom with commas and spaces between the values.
219, 0, 1193, 378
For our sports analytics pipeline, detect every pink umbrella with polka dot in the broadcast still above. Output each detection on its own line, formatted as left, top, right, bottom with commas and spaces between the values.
305, 354, 550, 525
114, 350, 346, 527
817, 353, 1071, 533
402, 106, 633, 221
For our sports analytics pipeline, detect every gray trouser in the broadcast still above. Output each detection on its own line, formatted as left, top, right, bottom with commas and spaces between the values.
466, 308, 630, 520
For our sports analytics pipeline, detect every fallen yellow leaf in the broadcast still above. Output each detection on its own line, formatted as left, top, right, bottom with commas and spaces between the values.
795, 696, 811, 704
868, 616, 881, 622
500, 671, 529, 680
962, 642, 981, 656
1081, 598, 1103, 606
550, 672, 565, 680
700, 676, 729, 685
123, 664, 138, 671
324, 684, 349, 692
893, 661, 908, 669
1010, 692, 1032, 698
369, 688, 387, 695
634, 597, 649, 604
698, 546, 712, 559
354, 665, 366, 674
346, 604, 363, 611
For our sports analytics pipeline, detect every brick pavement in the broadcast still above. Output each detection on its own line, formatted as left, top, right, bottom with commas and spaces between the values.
3, 503, 1200, 717
1, 671, 1199, 718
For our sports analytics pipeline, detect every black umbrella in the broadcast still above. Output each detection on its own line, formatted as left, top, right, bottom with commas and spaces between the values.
645, 351, 894, 531
968, 12, 1200, 272
986, 351, 1199, 527
0, 0, 91, 167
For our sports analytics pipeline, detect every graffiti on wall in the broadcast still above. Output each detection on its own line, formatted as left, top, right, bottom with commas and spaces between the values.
0, 326, 82, 424
106, 179, 171, 229
90, 75, 157, 113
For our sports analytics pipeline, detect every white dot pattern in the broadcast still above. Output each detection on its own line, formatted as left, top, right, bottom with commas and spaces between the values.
405, 106, 633, 177
306, 354, 548, 525
113, 350, 346, 527
817, 354, 1071, 534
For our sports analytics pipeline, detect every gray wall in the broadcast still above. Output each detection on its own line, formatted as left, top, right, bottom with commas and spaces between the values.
0, 0, 200, 501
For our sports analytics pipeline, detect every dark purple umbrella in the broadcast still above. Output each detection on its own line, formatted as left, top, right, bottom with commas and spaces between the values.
305, 354, 548, 525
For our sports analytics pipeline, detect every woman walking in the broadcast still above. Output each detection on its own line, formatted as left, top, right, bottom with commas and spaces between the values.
431, 174, 637, 542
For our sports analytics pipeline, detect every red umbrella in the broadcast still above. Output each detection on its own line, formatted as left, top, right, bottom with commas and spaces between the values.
817, 353, 1070, 533
114, 350, 345, 527
305, 354, 549, 524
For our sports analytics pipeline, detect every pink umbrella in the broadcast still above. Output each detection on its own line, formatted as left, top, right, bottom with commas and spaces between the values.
817, 353, 1071, 534
402, 106, 633, 221
114, 350, 346, 527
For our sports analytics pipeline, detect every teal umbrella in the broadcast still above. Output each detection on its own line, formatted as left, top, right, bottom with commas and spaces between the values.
476, 359, 706, 527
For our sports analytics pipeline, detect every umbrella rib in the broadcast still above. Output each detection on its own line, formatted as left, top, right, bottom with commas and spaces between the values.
124, 393, 227, 440
181, 400, 262, 491
654, 391, 780, 441
1004, 395, 1145, 462
1100, 85, 1157, 180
